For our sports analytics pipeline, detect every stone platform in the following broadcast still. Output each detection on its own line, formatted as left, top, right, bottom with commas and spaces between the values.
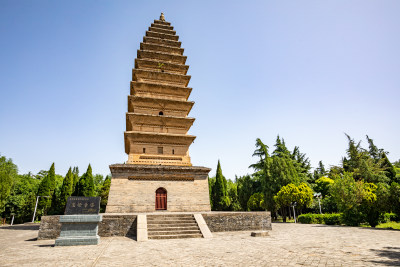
55, 215, 102, 246
106, 164, 211, 213
38, 211, 271, 240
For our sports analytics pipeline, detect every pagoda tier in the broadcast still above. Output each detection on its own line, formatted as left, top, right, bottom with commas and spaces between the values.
126, 113, 195, 134
125, 16, 196, 166
127, 96, 194, 117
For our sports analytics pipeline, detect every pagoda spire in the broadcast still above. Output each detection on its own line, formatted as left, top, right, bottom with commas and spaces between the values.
160, 12, 165, 21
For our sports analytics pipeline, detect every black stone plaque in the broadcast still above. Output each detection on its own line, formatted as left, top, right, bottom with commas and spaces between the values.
65, 197, 101, 215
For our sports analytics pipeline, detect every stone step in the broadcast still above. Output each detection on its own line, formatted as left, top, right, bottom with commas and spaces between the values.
135, 58, 188, 75
147, 217, 196, 221
132, 69, 191, 87
143, 36, 181, 48
146, 31, 179, 41
147, 221, 197, 226
137, 50, 187, 65
140, 42, 184, 56
147, 225, 200, 231
151, 23, 173, 30
148, 233, 203, 240
149, 26, 176, 36
148, 230, 201, 235
147, 216, 196, 221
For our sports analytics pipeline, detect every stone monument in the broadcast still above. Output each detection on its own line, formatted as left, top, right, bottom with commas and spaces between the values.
55, 197, 102, 246
106, 13, 211, 213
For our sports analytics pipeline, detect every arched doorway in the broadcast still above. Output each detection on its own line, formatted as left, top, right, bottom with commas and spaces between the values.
155, 188, 167, 210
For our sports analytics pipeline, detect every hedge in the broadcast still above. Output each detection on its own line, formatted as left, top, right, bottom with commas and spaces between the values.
298, 213, 341, 225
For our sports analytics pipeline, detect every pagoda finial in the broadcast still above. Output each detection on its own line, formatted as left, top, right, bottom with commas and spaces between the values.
160, 12, 165, 21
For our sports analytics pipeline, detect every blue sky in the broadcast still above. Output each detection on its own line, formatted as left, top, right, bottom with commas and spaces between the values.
1, 0, 399, 179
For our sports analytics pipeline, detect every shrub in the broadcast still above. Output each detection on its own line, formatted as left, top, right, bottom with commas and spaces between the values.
298, 214, 313, 224
247, 193, 266, 211
381, 213, 399, 223
323, 213, 341, 225
298, 213, 341, 225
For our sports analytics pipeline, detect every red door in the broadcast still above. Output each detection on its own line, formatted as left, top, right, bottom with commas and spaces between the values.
155, 188, 167, 210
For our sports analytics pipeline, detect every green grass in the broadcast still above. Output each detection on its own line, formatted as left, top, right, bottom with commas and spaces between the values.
376, 221, 400, 230
360, 221, 400, 229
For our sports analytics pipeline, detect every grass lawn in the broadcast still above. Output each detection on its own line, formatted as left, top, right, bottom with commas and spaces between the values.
375, 221, 400, 230
360, 221, 400, 230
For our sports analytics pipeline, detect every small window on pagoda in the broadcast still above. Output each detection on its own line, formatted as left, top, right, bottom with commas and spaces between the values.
158, 147, 163, 154
172, 149, 175, 155
159, 111, 164, 116
143, 148, 146, 153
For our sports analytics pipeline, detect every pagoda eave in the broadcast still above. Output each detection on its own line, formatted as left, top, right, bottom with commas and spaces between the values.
135, 58, 189, 75
130, 81, 192, 101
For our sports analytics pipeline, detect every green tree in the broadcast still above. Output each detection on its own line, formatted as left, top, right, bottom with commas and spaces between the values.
330, 172, 365, 226
314, 177, 334, 197
361, 182, 390, 227
247, 192, 266, 211
4, 173, 40, 223
57, 168, 74, 214
0, 155, 18, 214
72, 166, 79, 190
380, 153, 396, 183
237, 175, 258, 211
390, 182, 400, 217
211, 160, 230, 211
272, 135, 291, 158
99, 175, 111, 212
75, 164, 95, 197
227, 179, 241, 211
208, 176, 215, 210
291, 146, 312, 181
93, 174, 104, 195
297, 182, 313, 212
47, 163, 56, 195
274, 183, 299, 222
313, 161, 327, 181
36, 164, 56, 216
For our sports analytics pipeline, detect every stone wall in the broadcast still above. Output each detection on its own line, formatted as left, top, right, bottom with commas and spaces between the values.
38, 215, 61, 240
201, 212, 272, 232
38, 212, 271, 239
38, 214, 137, 240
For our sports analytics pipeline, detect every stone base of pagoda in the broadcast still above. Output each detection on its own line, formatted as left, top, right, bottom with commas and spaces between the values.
106, 164, 211, 213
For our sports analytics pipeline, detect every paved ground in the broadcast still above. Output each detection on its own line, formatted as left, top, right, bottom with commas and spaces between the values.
0, 223, 399, 266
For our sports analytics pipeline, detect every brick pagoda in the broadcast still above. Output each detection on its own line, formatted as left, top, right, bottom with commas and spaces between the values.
106, 13, 211, 213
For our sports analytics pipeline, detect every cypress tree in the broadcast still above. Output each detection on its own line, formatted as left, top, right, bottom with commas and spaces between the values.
72, 167, 79, 193
99, 175, 111, 212
76, 164, 95, 197
58, 168, 74, 213
36, 163, 56, 216
48, 163, 56, 195
380, 153, 396, 182
212, 160, 229, 210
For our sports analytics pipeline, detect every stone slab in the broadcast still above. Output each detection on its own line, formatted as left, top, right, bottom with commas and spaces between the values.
136, 214, 148, 242
55, 236, 100, 246
251, 231, 269, 237
65, 197, 100, 215
193, 213, 212, 239
59, 215, 102, 223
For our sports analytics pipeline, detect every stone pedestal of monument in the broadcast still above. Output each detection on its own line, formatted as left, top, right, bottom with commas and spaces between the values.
55, 196, 102, 246
55, 215, 103, 246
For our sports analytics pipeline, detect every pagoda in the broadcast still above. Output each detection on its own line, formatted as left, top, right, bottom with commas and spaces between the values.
106, 13, 211, 213
125, 13, 195, 166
